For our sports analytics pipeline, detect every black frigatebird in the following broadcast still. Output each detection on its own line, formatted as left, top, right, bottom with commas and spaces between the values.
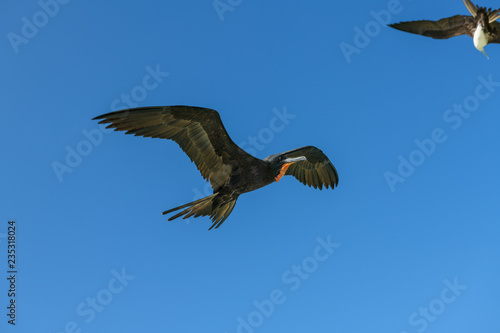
93, 106, 339, 230
388, 0, 500, 58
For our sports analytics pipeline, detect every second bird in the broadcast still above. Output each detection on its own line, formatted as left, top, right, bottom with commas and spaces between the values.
389, 0, 500, 58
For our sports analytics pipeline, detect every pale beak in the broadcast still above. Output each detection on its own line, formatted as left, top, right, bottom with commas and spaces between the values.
283, 156, 307, 163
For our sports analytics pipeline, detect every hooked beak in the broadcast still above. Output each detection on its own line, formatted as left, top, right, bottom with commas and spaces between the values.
283, 156, 307, 163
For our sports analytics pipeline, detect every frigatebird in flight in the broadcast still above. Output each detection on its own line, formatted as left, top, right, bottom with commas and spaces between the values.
388, 0, 500, 58
93, 106, 339, 230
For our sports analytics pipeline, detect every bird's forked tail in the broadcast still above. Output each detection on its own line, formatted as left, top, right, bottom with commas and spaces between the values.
162, 193, 238, 230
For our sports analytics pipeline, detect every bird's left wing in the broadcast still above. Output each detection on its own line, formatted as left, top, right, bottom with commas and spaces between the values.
283, 146, 339, 190
93, 106, 258, 190
389, 15, 475, 39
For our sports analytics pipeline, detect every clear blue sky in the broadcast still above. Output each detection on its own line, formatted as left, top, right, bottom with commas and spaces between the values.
2, 0, 500, 332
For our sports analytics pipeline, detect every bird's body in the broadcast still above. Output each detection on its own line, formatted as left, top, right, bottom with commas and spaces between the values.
93, 106, 338, 230
473, 22, 488, 54
388, 0, 500, 58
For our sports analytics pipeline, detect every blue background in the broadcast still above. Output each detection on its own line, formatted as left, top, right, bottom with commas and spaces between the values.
1, 0, 499, 332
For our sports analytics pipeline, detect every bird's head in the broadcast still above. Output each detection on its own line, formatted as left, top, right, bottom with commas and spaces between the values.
265, 154, 307, 182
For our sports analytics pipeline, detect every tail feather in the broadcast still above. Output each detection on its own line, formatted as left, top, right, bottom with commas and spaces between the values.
162, 193, 238, 230
209, 200, 237, 230
162, 194, 217, 216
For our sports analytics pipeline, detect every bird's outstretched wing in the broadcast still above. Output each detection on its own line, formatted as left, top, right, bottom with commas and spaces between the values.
282, 146, 338, 190
489, 21, 500, 43
93, 106, 258, 190
389, 15, 475, 39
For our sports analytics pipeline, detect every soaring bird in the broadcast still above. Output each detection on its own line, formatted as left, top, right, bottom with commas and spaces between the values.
93, 106, 339, 230
388, 0, 500, 58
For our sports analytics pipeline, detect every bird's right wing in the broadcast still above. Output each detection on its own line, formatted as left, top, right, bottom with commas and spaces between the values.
282, 146, 339, 190
489, 21, 500, 43
389, 15, 475, 39
93, 106, 258, 190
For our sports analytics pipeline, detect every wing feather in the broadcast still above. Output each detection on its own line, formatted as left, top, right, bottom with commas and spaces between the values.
463, 0, 478, 17
389, 15, 475, 39
93, 106, 258, 190
281, 146, 339, 189
489, 21, 500, 43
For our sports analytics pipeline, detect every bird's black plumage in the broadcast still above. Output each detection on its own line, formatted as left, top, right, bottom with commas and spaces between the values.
388, 0, 500, 57
93, 106, 339, 230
